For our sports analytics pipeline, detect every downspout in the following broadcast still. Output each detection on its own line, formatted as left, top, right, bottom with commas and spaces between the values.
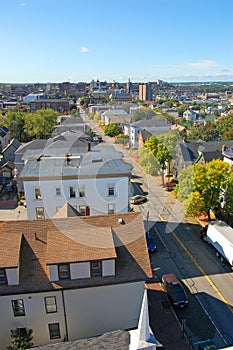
61, 289, 69, 341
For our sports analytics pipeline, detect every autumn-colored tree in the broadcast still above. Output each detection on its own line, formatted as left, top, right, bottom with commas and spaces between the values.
175, 159, 230, 220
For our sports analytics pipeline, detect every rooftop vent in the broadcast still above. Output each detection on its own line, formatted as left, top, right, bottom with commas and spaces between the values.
118, 218, 125, 225
92, 156, 102, 163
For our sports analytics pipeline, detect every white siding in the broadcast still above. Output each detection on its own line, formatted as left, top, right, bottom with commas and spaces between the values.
24, 176, 129, 219
0, 281, 145, 349
102, 259, 115, 276
48, 265, 59, 282
0, 291, 65, 350
64, 281, 144, 341
70, 262, 90, 279
6, 268, 19, 285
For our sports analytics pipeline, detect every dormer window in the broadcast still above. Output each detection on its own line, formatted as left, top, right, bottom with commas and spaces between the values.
58, 264, 70, 280
91, 261, 102, 277
0, 268, 7, 285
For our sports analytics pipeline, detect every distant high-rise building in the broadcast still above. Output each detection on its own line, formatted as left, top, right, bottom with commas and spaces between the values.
126, 77, 131, 93
139, 83, 152, 101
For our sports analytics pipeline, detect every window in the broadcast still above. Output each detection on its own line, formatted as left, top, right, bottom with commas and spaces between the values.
79, 185, 85, 197
0, 268, 7, 285
108, 203, 115, 214
48, 323, 61, 339
35, 188, 41, 199
108, 185, 114, 196
79, 205, 86, 216
91, 261, 102, 277
69, 186, 76, 198
12, 299, 25, 316
56, 187, 61, 196
45, 296, 57, 313
58, 264, 70, 280
36, 207, 45, 219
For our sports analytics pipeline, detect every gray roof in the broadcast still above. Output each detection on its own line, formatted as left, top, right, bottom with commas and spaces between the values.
15, 139, 48, 154
20, 145, 132, 179
179, 140, 233, 163
30, 330, 130, 350
132, 119, 171, 128
61, 116, 84, 124
17, 131, 94, 160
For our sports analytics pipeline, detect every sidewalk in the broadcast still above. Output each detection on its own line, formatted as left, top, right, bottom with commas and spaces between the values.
146, 280, 191, 350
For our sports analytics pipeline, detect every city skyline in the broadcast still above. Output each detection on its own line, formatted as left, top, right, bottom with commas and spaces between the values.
1, 0, 233, 84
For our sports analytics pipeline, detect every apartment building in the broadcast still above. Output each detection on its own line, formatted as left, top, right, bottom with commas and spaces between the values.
19, 141, 132, 219
0, 212, 153, 349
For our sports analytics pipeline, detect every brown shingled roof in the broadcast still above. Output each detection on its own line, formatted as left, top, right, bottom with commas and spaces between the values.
0, 212, 152, 296
0, 223, 22, 268
47, 227, 116, 264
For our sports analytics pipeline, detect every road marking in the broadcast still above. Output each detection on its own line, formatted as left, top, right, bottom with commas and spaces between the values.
159, 214, 233, 314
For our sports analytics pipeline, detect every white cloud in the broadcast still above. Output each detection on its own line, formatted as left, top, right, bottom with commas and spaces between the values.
185, 59, 218, 69
20, 2, 27, 6
80, 46, 89, 53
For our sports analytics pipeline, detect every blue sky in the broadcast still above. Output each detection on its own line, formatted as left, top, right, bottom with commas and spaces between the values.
1, 0, 233, 83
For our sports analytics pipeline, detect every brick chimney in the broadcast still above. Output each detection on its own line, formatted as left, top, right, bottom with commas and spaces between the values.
222, 145, 227, 152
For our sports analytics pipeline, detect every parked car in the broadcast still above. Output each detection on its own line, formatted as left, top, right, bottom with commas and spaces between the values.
130, 194, 147, 204
162, 273, 188, 307
146, 232, 157, 253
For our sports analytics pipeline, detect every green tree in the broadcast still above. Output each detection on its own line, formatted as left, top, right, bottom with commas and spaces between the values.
93, 112, 101, 123
222, 171, 233, 226
221, 125, 233, 140
216, 114, 233, 138
104, 123, 122, 137
176, 159, 230, 220
7, 328, 33, 350
157, 131, 180, 159
24, 109, 58, 139
139, 147, 160, 175
187, 123, 219, 141
4, 110, 27, 141
144, 135, 158, 156
156, 143, 173, 186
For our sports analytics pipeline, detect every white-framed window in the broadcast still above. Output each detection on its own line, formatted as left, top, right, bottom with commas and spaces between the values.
90, 261, 102, 277
44, 296, 57, 313
58, 264, 70, 280
108, 203, 115, 214
36, 207, 45, 219
56, 187, 61, 196
48, 323, 60, 339
11, 299, 25, 317
79, 205, 86, 215
79, 185, 85, 197
108, 184, 115, 196
35, 188, 41, 199
69, 186, 76, 198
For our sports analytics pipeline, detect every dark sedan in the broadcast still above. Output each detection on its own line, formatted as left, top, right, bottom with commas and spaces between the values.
162, 273, 188, 308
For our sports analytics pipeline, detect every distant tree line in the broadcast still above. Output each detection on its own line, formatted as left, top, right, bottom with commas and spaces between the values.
0, 109, 59, 142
